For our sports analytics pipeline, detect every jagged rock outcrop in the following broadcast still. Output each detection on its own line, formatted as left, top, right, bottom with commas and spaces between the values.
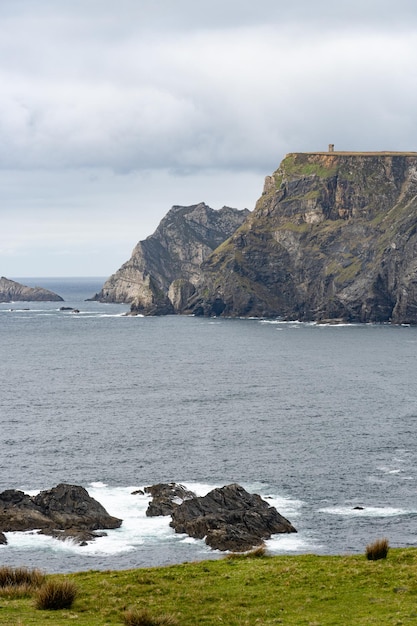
0, 484, 122, 544
144, 483, 196, 517
90, 203, 249, 315
187, 152, 417, 324
169, 483, 296, 552
0, 277, 63, 303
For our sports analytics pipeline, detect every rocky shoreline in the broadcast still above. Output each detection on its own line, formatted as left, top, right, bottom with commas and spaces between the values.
0, 483, 296, 552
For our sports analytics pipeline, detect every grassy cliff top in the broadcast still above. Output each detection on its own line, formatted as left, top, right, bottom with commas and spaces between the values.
1, 548, 417, 624
290, 151, 417, 156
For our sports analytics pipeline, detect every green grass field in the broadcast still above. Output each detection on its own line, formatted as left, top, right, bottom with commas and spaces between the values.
1, 548, 416, 625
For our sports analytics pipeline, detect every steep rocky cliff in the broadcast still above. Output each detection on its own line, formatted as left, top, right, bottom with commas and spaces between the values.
0, 277, 63, 302
91, 202, 249, 314
186, 152, 417, 324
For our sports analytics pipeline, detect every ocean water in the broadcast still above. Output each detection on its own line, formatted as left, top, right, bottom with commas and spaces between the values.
0, 277, 416, 573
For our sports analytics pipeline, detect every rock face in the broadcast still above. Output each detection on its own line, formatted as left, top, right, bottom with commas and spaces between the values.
0, 484, 122, 544
187, 152, 417, 324
0, 277, 63, 302
169, 483, 296, 552
144, 483, 196, 517
90, 203, 249, 315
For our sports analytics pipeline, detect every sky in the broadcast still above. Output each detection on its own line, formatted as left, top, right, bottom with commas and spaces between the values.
1, 1, 417, 277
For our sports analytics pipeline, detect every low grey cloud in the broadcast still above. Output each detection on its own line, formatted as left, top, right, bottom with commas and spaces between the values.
1, 1, 417, 275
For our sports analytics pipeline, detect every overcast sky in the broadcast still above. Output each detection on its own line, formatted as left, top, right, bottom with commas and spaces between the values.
2, 0, 417, 277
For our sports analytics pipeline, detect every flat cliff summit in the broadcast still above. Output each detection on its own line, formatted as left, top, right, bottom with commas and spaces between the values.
96, 150, 417, 324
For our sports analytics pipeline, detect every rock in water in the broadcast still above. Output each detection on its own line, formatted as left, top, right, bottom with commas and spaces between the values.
32, 484, 122, 530
188, 151, 417, 324
0, 484, 122, 543
144, 482, 196, 516
170, 483, 296, 551
89, 203, 249, 314
0, 277, 63, 302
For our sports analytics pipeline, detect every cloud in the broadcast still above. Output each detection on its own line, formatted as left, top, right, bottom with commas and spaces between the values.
1, 19, 417, 174
1, 0, 417, 274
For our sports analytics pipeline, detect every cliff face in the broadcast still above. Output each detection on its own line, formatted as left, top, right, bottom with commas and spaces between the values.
0, 277, 63, 302
92, 203, 250, 314
187, 153, 417, 323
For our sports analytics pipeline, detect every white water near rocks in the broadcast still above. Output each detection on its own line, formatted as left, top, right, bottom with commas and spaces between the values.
0, 278, 416, 573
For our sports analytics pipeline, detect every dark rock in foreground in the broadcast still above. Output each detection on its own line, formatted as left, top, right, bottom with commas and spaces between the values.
144, 482, 196, 517
0, 277, 63, 302
170, 483, 296, 552
0, 484, 122, 544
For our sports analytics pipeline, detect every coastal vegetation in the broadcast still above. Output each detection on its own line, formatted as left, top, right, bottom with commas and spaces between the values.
1, 548, 416, 624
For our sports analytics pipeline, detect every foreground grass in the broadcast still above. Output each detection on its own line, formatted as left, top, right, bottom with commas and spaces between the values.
1, 548, 417, 625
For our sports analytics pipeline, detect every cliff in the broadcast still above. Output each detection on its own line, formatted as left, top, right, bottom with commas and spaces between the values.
186, 152, 417, 324
0, 277, 63, 302
91, 202, 249, 315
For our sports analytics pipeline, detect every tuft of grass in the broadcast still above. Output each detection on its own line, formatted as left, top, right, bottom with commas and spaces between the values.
35, 578, 78, 610
0, 566, 45, 589
366, 538, 389, 561
0, 566, 46, 598
122, 608, 178, 626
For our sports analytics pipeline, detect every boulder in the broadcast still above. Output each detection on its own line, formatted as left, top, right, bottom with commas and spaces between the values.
0, 531, 7, 545
33, 484, 122, 530
170, 483, 296, 551
144, 483, 196, 517
0, 489, 51, 531
0, 484, 122, 542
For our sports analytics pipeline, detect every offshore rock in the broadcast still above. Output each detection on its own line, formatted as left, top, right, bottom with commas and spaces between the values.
144, 483, 196, 517
0, 277, 63, 302
187, 152, 417, 324
90, 203, 249, 315
0, 484, 122, 543
170, 483, 296, 552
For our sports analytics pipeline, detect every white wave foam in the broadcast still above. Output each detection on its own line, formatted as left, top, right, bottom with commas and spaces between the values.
1, 483, 305, 559
318, 505, 414, 517
266, 533, 321, 554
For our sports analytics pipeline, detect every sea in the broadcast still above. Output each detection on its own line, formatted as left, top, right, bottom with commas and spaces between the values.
0, 277, 416, 573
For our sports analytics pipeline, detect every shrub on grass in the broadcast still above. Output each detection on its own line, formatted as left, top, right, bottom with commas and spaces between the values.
366, 538, 389, 560
35, 578, 78, 610
0, 566, 45, 588
122, 608, 178, 626
0, 566, 45, 597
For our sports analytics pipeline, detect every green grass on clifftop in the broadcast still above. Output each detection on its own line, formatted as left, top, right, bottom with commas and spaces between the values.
1, 549, 417, 625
